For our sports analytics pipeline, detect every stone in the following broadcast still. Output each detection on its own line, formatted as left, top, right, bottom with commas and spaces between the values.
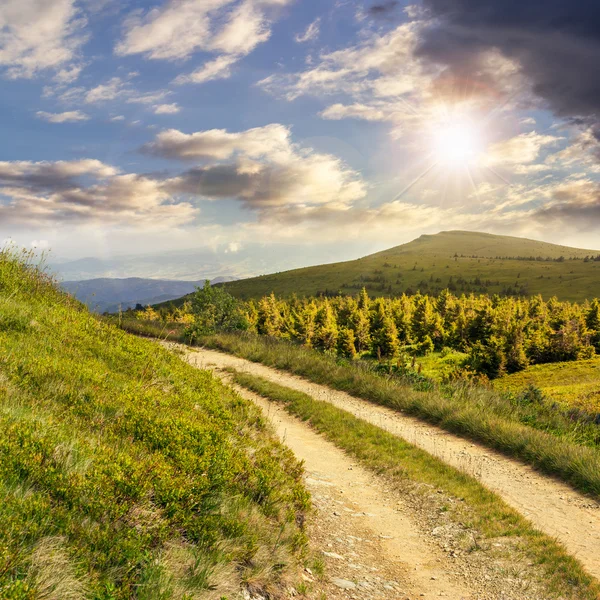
331, 578, 357, 590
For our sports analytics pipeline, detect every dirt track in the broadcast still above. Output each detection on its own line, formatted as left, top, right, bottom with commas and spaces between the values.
177, 346, 600, 585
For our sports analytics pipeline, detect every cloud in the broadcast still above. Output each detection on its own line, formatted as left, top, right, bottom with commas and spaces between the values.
116, 0, 291, 85
143, 124, 366, 216
295, 18, 320, 43
75, 77, 171, 111
259, 21, 433, 101
110, 115, 125, 122
117, 0, 293, 87
0, 159, 197, 228
165, 154, 366, 212
483, 132, 560, 170
0, 0, 88, 79
320, 103, 390, 122
416, 0, 600, 126
54, 63, 85, 85
530, 179, 600, 231
367, 1, 400, 19
153, 103, 180, 115
142, 124, 293, 161
85, 77, 126, 103
36, 110, 89, 123
174, 55, 238, 85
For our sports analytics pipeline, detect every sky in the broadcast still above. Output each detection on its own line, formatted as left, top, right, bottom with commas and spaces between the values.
1, 0, 600, 275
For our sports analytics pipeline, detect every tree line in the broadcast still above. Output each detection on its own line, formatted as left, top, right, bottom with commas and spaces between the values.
140, 283, 600, 379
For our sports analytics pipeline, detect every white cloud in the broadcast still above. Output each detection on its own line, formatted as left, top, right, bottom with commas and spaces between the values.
117, 0, 292, 86
482, 132, 561, 170
54, 63, 85, 85
36, 110, 89, 123
110, 115, 125, 122
126, 90, 171, 105
85, 77, 126, 103
320, 103, 390, 122
153, 103, 180, 115
116, 0, 287, 60
143, 123, 293, 161
520, 117, 536, 126
174, 55, 238, 85
295, 18, 320, 43
0, 0, 88, 79
259, 21, 432, 101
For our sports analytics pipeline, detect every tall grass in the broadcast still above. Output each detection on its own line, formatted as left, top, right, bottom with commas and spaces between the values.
0, 250, 310, 599
230, 370, 600, 600
201, 333, 600, 498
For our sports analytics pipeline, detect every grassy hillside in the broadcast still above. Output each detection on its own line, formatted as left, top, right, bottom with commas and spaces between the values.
0, 251, 309, 599
206, 231, 600, 302
495, 358, 600, 414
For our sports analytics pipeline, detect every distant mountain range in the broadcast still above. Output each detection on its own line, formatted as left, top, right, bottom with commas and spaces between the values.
61, 276, 237, 313
50, 242, 377, 282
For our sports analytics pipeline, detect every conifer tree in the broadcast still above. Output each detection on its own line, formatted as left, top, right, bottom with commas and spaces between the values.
370, 300, 399, 358
257, 293, 282, 336
586, 299, 600, 350
313, 299, 338, 352
337, 327, 357, 359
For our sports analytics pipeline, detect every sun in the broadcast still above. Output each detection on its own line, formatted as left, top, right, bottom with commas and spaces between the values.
433, 122, 482, 165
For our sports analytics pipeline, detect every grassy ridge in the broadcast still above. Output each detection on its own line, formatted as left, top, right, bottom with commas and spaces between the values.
0, 252, 310, 599
200, 333, 600, 498
229, 370, 600, 600
201, 231, 600, 302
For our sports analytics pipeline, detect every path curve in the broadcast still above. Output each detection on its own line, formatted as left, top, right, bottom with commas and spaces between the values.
179, 346, 600, 582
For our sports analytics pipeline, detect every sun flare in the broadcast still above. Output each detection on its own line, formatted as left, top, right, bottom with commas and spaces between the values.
433, 122, 482, 165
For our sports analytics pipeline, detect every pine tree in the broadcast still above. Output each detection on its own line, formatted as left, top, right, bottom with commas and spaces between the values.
337, 327, 357, 359
586, 299, 600, 350
257, 293, 282, 336
370, 300, 399, 358
314, 299, 338, 352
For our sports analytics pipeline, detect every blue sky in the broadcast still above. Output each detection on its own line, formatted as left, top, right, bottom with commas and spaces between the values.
1, 0, 600, 275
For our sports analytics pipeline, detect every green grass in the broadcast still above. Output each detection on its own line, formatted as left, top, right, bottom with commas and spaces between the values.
229, 370, 600, 600
164, 231, 600, 303
496, 358, 600, 414
413, 349, 469, 380
0, 251, 310, 599
199, 332, 600, 498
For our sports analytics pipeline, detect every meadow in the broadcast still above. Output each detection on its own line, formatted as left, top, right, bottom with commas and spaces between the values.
0, 251, 310, 599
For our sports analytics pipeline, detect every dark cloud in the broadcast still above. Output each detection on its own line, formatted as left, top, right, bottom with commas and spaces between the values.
532, 180, 600, 230
368, 1, 400, 18
417, 0, 600, 123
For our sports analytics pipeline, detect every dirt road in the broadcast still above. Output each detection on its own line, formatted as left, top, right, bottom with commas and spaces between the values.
178, 346, 600, 585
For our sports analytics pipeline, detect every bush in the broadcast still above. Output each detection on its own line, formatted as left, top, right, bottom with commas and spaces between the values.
187, 280, 248, 338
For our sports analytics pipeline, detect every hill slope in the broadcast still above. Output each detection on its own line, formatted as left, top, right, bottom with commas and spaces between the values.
214, 231, 600, 302
0, 252, 308, 597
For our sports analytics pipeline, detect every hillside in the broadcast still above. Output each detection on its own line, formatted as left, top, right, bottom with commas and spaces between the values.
61, 276, 236, 313
0, 251, 308, 597
213, 231, 600, 302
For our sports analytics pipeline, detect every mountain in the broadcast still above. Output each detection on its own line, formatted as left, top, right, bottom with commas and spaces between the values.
61, 276, 237, 313
50, 242, 376, 282
208, 231, 600, 302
